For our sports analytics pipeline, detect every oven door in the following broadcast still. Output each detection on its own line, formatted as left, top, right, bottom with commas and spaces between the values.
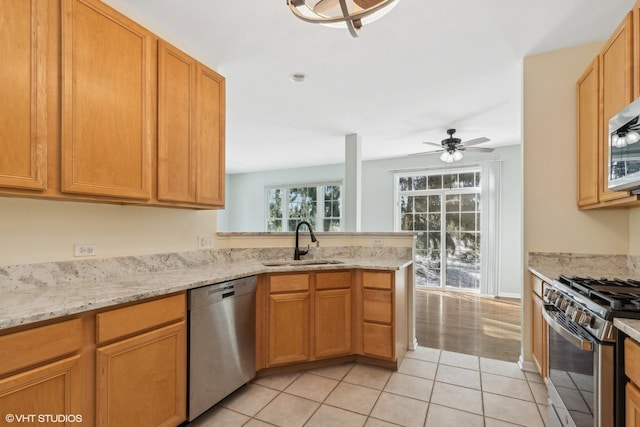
543, 305, 614, 427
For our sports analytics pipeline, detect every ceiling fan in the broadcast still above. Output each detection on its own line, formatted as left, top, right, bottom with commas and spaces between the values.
413, 129, 493, 163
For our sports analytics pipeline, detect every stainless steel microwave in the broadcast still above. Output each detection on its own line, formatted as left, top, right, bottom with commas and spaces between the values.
609, 97, 640, 192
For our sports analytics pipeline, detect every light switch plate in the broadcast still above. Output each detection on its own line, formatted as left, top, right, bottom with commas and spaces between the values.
74, 244, 97, 257
198, 234, 214, 250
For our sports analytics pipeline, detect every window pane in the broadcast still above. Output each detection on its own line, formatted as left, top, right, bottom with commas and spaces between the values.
428, 213, 441, 231
414, 196, 429, 213
267, 219, 282, 232
475, 172, 481, 187
416, 233, 429, 250
332, 201, 340, 217
399, 176, 412, 191
445, 195, 460, 212
428, 175, 442, 190
428, 195, 441, 211
459, 173, 475, 187
413, 175, 427, 190
446, 212, 459, 231
461, 194, 477, 211
415, 214, 427, 230
401, 196, 414, 214
460, 213, 476, 231
443, 174, 458, 189
401, 214, 415, 230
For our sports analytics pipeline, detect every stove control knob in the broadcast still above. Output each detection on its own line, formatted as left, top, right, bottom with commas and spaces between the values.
572, 308, 583, 322
565, 304, 575, 317
578, 312, 592, 327
560, 298, 571, 311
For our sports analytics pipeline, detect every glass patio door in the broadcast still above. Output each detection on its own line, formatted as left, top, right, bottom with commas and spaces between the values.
397, 169, 482, 291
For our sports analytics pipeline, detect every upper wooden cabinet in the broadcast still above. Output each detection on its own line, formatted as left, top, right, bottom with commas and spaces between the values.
576, 57, 600, 207
599, 12, 634, 204
577, 10, 640, 209
0, 0, 225, 209
61, 0, 155, 200
157, 41, 226, 207
0, 0, 48, 191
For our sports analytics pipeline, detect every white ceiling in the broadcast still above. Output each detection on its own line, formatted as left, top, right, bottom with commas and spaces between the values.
108, 0, 635, 173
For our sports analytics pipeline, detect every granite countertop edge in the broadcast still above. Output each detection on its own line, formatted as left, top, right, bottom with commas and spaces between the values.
0, 258, 412, 332
614, 318, 640, 342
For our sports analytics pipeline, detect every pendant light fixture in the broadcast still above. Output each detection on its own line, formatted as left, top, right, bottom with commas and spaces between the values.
287, 0, 399, 37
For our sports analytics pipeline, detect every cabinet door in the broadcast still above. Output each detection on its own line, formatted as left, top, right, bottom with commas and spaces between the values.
315, 289, 352, 358
96, 322, 186, 427
268, 292, 310, 366
627, 382, 640, 427
577, 57, 600, 207
363, 323, 393, 359
196, 64, 225, 206
531, 293, 547, 378
157, 41, 197, 203
600, 13, 633, 203
62, 0, 154, 200
0, 355, 82, 419
0, 0, 47, 190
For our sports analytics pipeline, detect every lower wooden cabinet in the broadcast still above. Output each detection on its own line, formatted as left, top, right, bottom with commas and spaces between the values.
315, 288, 352, 358
258, 268, 406, 370
0, 318, 84, 422
626, 337, 640, 426
0, 293, 187, 427
0, 355, 83, 422
362, 271, 395, 360
96, 322, 186, 427
627, 382, 640, 427
531, 274, 547, 379
95, 293, 187, 427
268, 291, 310, 366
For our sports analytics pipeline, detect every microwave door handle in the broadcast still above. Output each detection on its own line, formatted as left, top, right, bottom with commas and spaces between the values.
542, 304, 594, 352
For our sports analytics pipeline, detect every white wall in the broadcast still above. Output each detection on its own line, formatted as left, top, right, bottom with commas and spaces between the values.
219, 145, 523, 296
0, 197, 217, 266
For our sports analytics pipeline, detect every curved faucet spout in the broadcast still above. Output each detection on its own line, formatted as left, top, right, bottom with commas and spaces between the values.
294, 221, 317, 260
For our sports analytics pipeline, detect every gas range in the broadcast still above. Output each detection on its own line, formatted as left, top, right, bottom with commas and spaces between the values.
544, 275, 640, 343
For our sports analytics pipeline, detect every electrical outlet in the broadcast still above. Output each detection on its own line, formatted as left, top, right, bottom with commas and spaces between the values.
198, 234, 214, 250
373, 239, 384, 247
74, 244, 97, 257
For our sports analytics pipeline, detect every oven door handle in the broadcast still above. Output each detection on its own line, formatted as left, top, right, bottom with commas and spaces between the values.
542, 304, 593, 352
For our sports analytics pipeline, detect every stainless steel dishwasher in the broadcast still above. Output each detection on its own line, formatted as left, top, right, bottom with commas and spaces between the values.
187, 276, 257, 421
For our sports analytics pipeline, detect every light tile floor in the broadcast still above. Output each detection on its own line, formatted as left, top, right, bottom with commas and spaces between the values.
188, 346, 548, 427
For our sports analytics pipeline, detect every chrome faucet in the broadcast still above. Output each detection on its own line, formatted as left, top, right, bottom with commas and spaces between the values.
294, 221, 317, 260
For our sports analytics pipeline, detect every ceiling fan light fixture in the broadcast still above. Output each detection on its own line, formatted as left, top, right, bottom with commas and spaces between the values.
626, 131, 640, 145
287, 0, 399, 37
440, 151, 454, 163
452, 150, 463, 162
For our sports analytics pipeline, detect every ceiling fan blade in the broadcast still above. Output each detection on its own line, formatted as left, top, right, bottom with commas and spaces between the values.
354, 0, 386, 8
464, 147, 494, 153
313, 0, 339, 14
421, 142, 443, 148
461, 137, 490, 147
409, 150, 445, 157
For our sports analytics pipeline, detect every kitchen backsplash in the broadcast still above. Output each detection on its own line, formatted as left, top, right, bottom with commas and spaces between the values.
528, 252, 638, 280
0, 246, 413, 289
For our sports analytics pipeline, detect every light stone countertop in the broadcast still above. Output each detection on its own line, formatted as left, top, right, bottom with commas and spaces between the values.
0, 252, 412, 332
614, 318, 640, 342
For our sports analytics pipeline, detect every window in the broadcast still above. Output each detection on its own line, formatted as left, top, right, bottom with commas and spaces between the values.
396, 168, 482, 291
266, 183, 342, 232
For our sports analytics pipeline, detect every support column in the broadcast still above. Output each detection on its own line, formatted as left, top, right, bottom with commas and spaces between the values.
344, 133, 362, 232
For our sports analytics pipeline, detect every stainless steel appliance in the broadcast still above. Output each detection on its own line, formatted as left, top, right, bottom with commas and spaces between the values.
543, 275, 640, 427
608, 97, 640, 192
187, 276, 257, 421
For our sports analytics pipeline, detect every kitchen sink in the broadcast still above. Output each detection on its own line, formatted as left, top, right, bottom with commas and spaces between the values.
262, 259, 344, 267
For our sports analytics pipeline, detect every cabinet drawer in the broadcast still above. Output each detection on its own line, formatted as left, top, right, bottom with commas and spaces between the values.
96, 293, 186, 345
363, 290, 392, 323
626, 338, 640, 385
316, 271, 351, 290
363, 323, 393, 359
269, 274, 310, 293
362, 271, 392, 290
531, 274, 544, 299
0, 318, 83, 377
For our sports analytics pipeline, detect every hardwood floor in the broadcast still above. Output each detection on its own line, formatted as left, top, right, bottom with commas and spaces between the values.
415, 288, 522, 362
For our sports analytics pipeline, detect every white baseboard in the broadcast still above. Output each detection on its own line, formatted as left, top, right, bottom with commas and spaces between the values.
498, 291, 521, 299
